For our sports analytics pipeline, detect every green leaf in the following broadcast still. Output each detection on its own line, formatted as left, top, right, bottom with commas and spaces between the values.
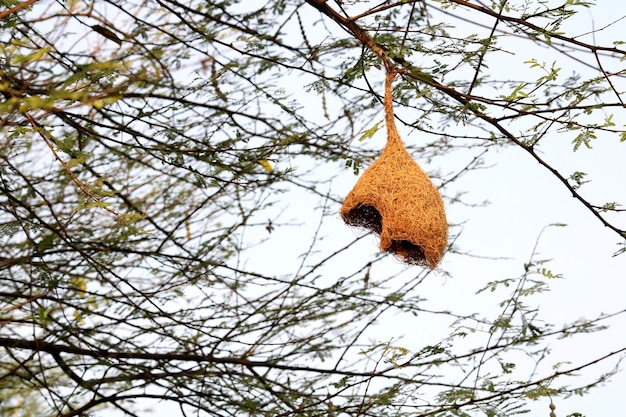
572, 129, 596, 151
505, 82, 529, 101
358, 120, 382, 142
601, 202, 619, 212
569, 171, 588, 189
524, 385, 559, 400
13, 47, 51, 64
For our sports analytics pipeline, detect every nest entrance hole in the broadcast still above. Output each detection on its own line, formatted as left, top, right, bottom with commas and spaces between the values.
344, 204, 382, 234
387, 240, 426, 265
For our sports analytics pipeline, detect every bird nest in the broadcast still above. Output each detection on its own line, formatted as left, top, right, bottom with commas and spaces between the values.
340, 70, 448, 268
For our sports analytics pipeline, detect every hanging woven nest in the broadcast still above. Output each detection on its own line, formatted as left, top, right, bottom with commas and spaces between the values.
340, 70, 448, 268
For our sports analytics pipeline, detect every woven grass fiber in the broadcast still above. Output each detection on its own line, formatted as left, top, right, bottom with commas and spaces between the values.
340, 70, 448, 268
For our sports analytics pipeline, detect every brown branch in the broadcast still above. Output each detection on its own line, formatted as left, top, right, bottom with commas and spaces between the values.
23, 111, 101, 204
418, 345, 626, 417
446, 0, 626, 55
593, 50, 625, 107
348, 0, 412, 22
0, 336, 387, 379
23, 110, 126, 222
305, 0, 396, 71
466, 1, 505, 97
7, 334, 617, 417
0, 334, 524, 391
0, 0, 39, 20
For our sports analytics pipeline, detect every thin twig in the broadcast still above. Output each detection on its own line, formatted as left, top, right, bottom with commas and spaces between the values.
0, 0, 40, 20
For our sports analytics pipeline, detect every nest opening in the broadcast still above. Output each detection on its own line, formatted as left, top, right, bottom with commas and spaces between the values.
387, 240, 427, 265
343, 204, 382, 234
